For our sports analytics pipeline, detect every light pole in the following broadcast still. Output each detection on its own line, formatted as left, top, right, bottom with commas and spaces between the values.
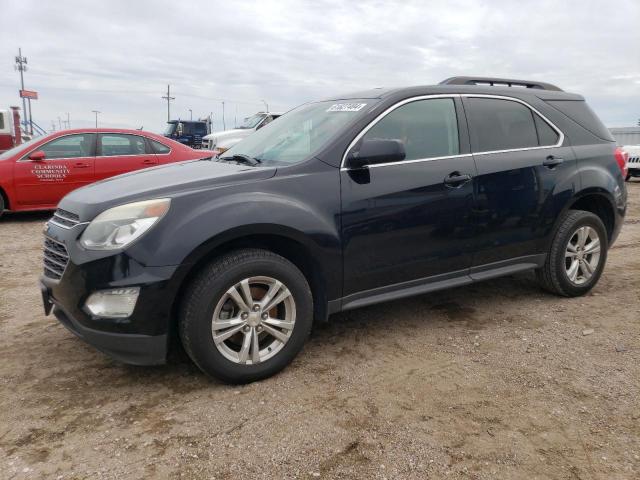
189, 109, 193, 121
221, 101, 226, 131
92, 110, 100, 128
66, 112, 70, 129
261, 99, 269, 113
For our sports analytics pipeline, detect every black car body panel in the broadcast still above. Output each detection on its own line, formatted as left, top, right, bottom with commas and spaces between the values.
40, 81, 626, 365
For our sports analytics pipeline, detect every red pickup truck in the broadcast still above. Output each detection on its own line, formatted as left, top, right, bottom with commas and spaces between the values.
0, 128, 214, 216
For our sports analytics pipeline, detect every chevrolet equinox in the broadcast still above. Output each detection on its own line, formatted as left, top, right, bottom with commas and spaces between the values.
40, 76, 628, 383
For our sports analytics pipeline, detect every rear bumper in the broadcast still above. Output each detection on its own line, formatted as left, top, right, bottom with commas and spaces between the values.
52, 302, 167, 365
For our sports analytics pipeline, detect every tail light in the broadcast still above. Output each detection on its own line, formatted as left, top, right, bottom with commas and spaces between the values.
615, 147, 628, 178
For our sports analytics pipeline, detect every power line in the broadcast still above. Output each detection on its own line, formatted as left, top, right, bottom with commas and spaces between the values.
0, 81, 281, 109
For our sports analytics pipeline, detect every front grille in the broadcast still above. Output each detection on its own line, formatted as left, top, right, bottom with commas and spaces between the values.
628, 155, 639, 165
51, 208, 80, 228
43, 237, 69, 280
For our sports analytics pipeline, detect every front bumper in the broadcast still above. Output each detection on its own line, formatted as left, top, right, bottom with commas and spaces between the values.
40, 257, 180, 365
40, 223, 188, 365
48, 297, 167, 365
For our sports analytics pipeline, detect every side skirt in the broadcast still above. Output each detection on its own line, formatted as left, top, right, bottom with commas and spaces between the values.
329, 254, 546, 314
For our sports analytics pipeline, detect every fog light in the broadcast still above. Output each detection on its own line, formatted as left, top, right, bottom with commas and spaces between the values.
85, 287, 140, 318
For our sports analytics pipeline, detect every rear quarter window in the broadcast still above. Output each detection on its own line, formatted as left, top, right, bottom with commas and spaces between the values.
545, 100, 614, 142
150, 139, 171, 154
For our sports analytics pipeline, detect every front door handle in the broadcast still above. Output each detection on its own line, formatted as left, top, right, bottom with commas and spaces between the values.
142, 159, 156, 165
73, 162, 90, 168
444, 172, 472, 187
543, 155, 564, 168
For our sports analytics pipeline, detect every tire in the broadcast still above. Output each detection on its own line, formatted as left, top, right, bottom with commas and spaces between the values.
0, 193, 4, 219
179, 248, 313, 383
536, 210, 608, 297
626, 173, 631, 182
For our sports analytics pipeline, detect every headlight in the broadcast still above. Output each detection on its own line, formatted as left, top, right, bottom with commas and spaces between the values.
79, 198, 170, 250
214, 146, 229, 155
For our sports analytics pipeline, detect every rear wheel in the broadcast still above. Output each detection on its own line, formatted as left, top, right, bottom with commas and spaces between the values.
179, 249, 313, 383
536, 210, 608, 297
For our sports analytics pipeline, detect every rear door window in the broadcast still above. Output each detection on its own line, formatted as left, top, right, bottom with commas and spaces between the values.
361, 98, 460, 160
466, 98, 539, 152
99, 134, 147, 156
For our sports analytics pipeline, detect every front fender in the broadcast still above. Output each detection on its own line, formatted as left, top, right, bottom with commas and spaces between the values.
126, 161, 343, 297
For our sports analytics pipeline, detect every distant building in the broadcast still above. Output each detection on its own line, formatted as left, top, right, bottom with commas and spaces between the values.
609, 127, 640, 146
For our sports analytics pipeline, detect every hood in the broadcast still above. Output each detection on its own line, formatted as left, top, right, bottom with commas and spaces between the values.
202, 128, 252, 143
59, 159, 276, 220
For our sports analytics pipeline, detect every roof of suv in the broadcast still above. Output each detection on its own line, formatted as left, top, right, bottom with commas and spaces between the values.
326, 76, 584, 102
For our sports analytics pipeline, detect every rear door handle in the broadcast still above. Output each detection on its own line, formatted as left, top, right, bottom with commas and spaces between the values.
444, 172, 473, 187
73, 162, 90, 168
543, 155, 564, 168
142, 159, 157, 165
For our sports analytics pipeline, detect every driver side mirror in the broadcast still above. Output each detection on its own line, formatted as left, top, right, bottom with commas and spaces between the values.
347, 138, 406, 169
28, 150, 46, 162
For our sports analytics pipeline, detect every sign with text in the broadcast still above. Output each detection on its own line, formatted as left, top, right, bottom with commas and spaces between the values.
20, 90, 38, 100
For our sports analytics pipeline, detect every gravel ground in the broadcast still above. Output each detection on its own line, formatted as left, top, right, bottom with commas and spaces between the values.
1, 183, 639, 480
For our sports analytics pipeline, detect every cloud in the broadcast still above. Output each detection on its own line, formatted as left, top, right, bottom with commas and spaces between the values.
0, 0, 638, 132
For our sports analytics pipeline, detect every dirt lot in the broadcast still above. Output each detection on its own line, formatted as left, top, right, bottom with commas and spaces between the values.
1, 184, 639, 480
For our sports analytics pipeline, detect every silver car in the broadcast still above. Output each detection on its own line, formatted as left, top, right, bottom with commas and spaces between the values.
202, 112, 282, 153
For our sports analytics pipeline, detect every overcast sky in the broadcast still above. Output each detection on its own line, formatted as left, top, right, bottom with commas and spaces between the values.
0, 0, 638, 134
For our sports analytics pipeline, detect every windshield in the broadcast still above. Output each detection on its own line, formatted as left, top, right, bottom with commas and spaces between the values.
0, 136, 44, 161
222, 100, 372, 166
238, 114, 266, 129
163, 122, 177, 135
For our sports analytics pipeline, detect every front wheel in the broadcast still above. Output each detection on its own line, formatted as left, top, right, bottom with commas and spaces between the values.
179, 249, 313, 383
536, 210, 608, 297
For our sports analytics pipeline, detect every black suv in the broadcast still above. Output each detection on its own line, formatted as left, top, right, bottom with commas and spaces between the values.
40, 77, 627, 383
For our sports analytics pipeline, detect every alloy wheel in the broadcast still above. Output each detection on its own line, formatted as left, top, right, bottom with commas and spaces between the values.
564, 226, 601, 285
211, 276, 296, 365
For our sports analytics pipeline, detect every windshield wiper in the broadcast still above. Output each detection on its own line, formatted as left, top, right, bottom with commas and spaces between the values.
218, 154, 262, 166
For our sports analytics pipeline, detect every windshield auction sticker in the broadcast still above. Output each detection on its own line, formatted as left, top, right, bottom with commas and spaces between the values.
326, 103, 367, 112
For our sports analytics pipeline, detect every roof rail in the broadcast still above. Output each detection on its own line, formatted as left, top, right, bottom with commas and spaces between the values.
440, 76, 563, 92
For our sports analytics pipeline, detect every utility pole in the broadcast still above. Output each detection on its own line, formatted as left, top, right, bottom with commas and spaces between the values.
14, 48, 29, 134
161, 85, 175, 122
27, 99, 33, 134
189, 109, 193, 121
261, 99, 269, 113
58, 116, 62, 130
92, 110, 100, 128
66, 112, 70, 129
221, 101, 226, 130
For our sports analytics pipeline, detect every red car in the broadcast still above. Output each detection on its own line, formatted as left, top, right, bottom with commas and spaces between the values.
0, 128, 214, 216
